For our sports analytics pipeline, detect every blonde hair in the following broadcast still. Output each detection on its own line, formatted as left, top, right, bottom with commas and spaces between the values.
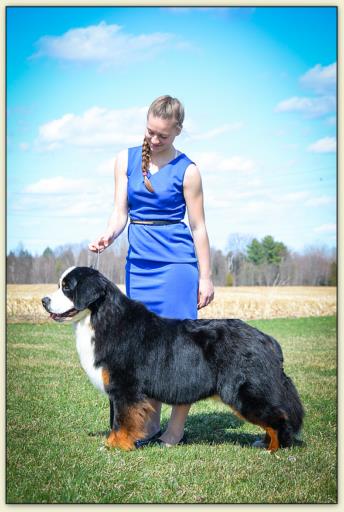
142, 95, 184, 193
148, 95, 184, 129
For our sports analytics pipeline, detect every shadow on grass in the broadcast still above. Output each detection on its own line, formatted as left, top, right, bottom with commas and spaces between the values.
183, 411, 259, 448
87, 411, 262, 448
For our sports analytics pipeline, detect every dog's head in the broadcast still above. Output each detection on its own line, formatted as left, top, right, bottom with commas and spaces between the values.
42, 266, 107, 323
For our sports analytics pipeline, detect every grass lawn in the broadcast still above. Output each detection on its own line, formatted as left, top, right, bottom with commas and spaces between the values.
6, 316, 337, 504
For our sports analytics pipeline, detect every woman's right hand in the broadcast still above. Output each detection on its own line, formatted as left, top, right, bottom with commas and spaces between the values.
88, 231, 115, 253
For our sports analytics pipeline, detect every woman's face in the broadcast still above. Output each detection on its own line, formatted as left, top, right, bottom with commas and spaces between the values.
145, 115, 181, 154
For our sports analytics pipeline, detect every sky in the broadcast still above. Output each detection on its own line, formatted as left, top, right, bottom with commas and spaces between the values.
6, 6, 337, 256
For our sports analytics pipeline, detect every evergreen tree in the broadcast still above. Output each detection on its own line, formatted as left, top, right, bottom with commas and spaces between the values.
261, 235, 287, 264
247, 236, 288, 265
247, 238, 265, 265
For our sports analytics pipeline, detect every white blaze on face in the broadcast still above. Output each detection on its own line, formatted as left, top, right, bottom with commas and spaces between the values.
59, 266, 76, 286
47, 266, 76, 314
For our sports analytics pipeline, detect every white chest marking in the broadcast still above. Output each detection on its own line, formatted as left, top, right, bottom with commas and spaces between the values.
74, 315, 106, 395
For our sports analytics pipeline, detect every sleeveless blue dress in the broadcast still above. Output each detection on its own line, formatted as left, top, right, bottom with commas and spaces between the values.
125, 145, 199, 320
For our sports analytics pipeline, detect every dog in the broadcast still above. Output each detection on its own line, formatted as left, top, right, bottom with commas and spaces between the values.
42, 266, 304, 452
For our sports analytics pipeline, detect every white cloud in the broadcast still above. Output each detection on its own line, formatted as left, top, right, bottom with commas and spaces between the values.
276, 63, 336, 119
37, 106, 245, 152
218, 156, 255, 174
184, 122, 244, 141
279, 192, 334, 208
300, 63, 336, 94
305, 195, 335, 207
31, 22, 178, 68
95, 157, 116, 176
280, 191, 310, 203
244, 201, 267, 213
16, 177, 114, 220
245, 178, 262, 188
189, 151, 218, 170
61, 198, 109, 217
19, 142, 30, 151
205, 190, 266, 211
313, 224, 336, 233
205, 194, 230, 209
36, 106, 147, 151
275, 95, 336, 118
192, 151, 257, 175
25, 176, 90, 194
307, 137, 336, 153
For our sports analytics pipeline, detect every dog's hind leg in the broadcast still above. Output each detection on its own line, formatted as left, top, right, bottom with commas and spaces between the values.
264, 427, 279, 452
105, 400, 155, 451
230, 406, 283, 452
226, 403, 281, 452
260, 421, 295, 451
219, 383, 289, 452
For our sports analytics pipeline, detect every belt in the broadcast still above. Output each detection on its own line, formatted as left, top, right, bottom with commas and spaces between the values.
130, 219, 182, 226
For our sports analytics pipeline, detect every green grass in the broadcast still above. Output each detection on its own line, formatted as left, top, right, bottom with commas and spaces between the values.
6, 317, 337, 504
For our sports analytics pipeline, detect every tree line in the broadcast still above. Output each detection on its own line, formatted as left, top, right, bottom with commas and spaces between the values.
7, 233, 336, 286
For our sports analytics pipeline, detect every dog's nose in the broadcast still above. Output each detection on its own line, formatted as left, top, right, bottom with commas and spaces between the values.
42, 296, 51, 310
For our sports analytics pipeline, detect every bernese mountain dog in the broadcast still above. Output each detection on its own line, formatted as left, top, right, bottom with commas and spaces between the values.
42, 266, 304, 452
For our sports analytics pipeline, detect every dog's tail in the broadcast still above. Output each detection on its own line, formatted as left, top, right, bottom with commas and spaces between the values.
278, 371, 304, 447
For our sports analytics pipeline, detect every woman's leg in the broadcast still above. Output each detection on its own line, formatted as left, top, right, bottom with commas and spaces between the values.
155, 263, 196, 445
143, 398, 162, 437
159, 404, 192, 445
127, 260, 196, 445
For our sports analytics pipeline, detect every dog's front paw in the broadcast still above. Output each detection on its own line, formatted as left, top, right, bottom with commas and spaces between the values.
105, 429, 135, 451
105, 430, 118, 449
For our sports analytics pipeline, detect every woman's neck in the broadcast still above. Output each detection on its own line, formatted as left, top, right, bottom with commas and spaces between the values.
150, 146, 177, 166
151, 146, 176, 162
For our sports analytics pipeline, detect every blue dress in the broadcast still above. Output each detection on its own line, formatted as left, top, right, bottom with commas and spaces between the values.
125, 145, 199, 320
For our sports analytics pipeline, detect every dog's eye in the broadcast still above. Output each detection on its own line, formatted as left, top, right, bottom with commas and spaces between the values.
62, 282, 70, 292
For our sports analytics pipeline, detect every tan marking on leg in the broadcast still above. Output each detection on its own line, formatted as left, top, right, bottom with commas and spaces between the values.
220, 398, 281, 451
228, 407, 280, 451
265, 427, 280, 452
102, 368, 110, 386
105, 400, 155, 451
246, 418, 280, 452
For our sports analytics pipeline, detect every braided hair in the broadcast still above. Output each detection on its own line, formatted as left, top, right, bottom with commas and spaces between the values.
141, 137, 154, 193
141, 95, 184, 193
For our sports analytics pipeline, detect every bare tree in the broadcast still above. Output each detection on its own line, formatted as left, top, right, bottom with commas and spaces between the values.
6, 237, 337, 286
210, 247, 228, 286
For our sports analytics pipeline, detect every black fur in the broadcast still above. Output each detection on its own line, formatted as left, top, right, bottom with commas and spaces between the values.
62, 267, 304, 449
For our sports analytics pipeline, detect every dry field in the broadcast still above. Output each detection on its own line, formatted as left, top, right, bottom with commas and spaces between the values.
7, 283, 336, 323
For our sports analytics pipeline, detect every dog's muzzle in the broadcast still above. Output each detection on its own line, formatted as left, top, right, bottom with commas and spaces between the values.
42, 296, 79, 322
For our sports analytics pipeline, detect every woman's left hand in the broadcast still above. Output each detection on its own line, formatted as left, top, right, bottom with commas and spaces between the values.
197, 278, 215, 309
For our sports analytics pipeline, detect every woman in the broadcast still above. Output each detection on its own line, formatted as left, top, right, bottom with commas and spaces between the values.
89, 95, 214, 447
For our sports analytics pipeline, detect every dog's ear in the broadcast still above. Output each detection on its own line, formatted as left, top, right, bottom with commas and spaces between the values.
73, 275, 106, 310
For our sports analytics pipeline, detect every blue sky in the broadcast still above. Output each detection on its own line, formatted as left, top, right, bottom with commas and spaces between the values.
7, 6, 337, 255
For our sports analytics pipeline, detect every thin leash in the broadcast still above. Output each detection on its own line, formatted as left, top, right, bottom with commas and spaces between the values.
95, 248, 100, 270
89, 248, 100, 271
